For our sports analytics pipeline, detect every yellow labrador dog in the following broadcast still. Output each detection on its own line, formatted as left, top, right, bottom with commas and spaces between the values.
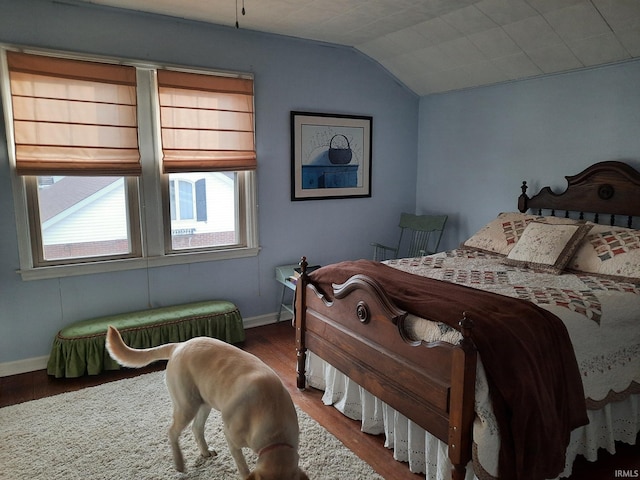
105, 326, 309, 480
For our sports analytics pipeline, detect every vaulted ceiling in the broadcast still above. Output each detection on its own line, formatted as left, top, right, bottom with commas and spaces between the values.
83, 0, 640, 95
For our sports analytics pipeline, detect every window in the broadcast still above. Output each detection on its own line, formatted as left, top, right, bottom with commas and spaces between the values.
156, 68, 256, 254
168, 173, 240, 251
33, 176, 139, 264
170, 178, 196, 221
1, 48, 258, 279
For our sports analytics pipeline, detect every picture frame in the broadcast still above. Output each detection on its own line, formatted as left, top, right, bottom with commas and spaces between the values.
291, 111, 372, 201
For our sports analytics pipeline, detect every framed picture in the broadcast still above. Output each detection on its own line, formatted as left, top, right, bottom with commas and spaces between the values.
291, 111, 372, 201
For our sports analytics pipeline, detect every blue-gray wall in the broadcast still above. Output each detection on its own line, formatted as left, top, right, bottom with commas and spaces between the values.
0, 0, 418, 365
418, 59, 640, 251
3, 0, 640, 368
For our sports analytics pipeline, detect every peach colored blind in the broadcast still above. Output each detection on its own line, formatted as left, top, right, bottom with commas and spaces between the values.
7, 51, 141, 176
157, 69, 256, 173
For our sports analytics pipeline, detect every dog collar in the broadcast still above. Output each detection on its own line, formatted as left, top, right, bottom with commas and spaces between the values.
257, 442, 294, 457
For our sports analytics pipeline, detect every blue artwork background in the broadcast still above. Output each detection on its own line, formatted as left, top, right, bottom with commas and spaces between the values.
300, 124, 363, 189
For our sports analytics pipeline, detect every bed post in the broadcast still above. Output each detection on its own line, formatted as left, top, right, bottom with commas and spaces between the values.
449, 313, 477, 480
518, 181, 529, 212
295, 256, 308, 390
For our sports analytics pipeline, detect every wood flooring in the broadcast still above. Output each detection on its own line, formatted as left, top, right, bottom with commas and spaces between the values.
1, 321, 638, 479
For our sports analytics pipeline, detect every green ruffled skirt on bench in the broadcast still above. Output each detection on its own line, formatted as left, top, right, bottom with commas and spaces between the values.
47, 300, 245, 378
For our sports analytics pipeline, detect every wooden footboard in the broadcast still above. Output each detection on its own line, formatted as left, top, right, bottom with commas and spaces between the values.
294, 257, 477, 480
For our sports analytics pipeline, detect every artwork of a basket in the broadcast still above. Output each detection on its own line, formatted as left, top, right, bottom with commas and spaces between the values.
328, 134, 352, 164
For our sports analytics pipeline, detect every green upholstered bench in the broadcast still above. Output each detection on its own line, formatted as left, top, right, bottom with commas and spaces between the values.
47, 300, 245, 378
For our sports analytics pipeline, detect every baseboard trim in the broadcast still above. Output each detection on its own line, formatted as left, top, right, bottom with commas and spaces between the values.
0, 355, 50, 377
0, 312, 291, 377
243, 312, 292, 329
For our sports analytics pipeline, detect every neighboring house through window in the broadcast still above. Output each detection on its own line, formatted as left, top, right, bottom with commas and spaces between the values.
170, 178, 197, 221
38, 176, 131, 261
168, 173, 238, 250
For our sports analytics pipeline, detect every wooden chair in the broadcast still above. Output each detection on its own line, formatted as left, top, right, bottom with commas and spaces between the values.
371, 213, 448, 261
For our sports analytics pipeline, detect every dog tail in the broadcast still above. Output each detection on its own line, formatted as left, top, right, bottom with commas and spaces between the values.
105, 325, 178, 368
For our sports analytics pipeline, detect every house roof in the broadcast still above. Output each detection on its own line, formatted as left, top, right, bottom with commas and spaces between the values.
38, 177, 121, 222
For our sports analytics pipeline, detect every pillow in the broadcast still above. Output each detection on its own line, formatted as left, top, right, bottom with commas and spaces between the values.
567, 223, 640, 281
462, 212, 582, 256
503, 221, 593, 274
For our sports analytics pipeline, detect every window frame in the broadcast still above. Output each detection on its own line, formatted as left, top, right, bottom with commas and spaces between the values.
1, 46, 259, 281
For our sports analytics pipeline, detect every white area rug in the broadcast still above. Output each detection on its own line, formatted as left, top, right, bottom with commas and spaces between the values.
0, 371, 383, 479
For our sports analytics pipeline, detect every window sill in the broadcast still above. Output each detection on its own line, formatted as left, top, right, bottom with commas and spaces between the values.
17, 247, 261, 281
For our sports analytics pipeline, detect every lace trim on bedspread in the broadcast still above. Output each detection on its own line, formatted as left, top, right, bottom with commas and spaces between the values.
586, 381, 640, 409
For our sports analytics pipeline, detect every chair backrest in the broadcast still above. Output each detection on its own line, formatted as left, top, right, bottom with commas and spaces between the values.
397, 213, 448, 257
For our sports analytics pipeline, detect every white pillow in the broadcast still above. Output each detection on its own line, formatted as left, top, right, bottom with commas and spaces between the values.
503, 221, 592, 274
463, 212, 583, 257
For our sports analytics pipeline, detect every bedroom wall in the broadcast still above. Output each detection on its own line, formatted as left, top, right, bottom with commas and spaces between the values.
0, 0, 418, 368
418, 58, 640, 251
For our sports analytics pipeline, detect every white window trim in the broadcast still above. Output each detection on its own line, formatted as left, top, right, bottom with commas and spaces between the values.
0, 47, 259, 281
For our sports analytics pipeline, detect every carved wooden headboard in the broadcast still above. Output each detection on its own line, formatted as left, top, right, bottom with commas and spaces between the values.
518, 161, 640, 227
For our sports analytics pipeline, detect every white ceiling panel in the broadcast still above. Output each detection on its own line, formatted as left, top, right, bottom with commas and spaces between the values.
475, 0, 538, 25
491, 52, 543, 79
440, 5, 497, 36
545, 2, 612, 43
569, 33, 630, 66
80, 0, 640, 95
468, 26, 522, 59
617, 25, 640, 56
502, 15, 564, 53
594, 0, 640, 32
412, 17, 465, 46
527, 43, 584, 73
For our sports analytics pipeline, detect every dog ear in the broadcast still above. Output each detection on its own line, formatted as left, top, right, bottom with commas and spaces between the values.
299, 470, 310, 480
244, 473, 257, 480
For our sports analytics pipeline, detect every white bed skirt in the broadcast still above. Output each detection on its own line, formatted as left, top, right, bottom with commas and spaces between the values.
305, 352, 640, 480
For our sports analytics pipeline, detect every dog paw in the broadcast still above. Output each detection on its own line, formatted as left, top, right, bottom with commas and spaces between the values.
202, 449, 217, 458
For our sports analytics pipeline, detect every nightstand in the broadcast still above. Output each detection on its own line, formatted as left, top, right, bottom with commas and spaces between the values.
274, 264, 299, 322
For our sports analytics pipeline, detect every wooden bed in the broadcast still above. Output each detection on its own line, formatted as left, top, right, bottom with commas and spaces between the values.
294, 160, 640, 480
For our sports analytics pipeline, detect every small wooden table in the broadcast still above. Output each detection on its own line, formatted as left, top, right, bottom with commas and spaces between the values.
275, 264, 299, 321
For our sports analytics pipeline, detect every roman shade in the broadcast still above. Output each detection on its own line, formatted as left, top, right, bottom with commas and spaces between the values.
7, 51, 141, 176
157, 69, 256, 173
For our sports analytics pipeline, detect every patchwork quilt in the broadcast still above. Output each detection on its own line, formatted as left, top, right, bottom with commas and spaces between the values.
386, 249, 640, 478
388, 249, 640, 405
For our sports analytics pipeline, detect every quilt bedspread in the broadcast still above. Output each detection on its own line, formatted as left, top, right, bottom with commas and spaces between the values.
386, 249, 640, 406
383, 249, 640, 478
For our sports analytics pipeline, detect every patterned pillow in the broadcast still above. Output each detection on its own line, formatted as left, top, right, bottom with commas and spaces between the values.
567, 224, 640, 281
462, 212, 582, 256
503, 221, 593, 274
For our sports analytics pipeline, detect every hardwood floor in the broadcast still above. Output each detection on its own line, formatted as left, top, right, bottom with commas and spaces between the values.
1, 321, 638, 479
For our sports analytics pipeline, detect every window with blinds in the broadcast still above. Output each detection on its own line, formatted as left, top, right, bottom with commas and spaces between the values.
1, 48, 258, 277
156, 69, 256, 253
